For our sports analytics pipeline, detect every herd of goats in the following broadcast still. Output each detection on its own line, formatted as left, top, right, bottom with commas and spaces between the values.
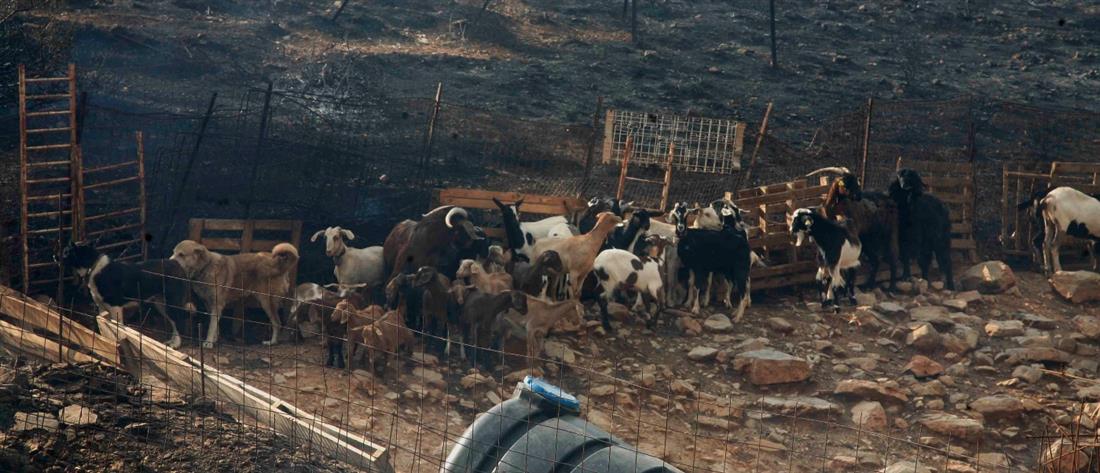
53, 165, 1100, 373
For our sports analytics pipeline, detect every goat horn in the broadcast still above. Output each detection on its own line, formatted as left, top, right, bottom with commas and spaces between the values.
445, 207, 468, 228
804, 166, 852, 178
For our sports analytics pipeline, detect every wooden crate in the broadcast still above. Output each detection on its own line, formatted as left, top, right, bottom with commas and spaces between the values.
1001, 162, 1100, 264
896, 157, 978, 263
434, 189, 586, 245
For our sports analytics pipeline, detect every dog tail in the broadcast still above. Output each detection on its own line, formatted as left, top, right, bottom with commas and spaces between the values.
265, 242, 300, 276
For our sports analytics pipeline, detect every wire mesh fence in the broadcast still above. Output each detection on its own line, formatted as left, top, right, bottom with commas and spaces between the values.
0, 273, 1073, 473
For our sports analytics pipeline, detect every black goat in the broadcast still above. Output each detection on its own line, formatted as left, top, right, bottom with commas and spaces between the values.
888, 169, 955, 290
675, 208, 752, 319
789, 208, 862, 309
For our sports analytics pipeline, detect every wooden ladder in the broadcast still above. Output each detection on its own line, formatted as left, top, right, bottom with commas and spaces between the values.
615, 135, 676, 212
82, 131, 148, 263
18, 64, 83, 295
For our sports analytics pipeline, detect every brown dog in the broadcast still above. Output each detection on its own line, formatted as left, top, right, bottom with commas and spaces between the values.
171, 240, 299, 348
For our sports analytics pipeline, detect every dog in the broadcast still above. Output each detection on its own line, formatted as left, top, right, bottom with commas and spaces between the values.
170, 240, 299, 348
59, 242, 192, 348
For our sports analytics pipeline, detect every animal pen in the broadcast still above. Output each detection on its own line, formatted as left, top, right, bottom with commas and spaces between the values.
6, 64, 1100, 472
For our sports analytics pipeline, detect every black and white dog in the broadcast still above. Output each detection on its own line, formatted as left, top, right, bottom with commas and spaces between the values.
60, 242, 191, 348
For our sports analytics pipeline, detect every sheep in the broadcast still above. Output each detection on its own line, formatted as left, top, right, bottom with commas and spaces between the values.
332, 300, 385, 369
675, 207, 753, 319
455, 259, 513, 294
513, 250, 567, 300
592, 246, 665, 331
358, 308, 415, 375
789, 208, 862, 310
889, 169, 955, 290
517, 295, 584, 371
492, 197, 569, 262
808, 167, 900, 291
456, 289, 528, 365
310, 226, 385, 293
531, 212, 623, 299
1017, 186, 1100, 274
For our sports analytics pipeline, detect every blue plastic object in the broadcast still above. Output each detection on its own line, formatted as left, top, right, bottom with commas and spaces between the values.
523, 376, 580, 412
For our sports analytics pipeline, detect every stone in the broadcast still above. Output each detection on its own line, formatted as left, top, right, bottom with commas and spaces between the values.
1012, 365, 1043, 384
906, 323, 942, 352
1075, 315, 1100, 339
827, 455, 858, 472
1052, 271, 1100, 303
918, 412, 983, 440
703, 314, 734, 332
58, 405, 97, 426
272, 373, 288, 385
834, 379, 908, 405
959, 261, 1017, 294
543, 341, 576, 364
926, 399, 945, 410
759, 396, 841, 417
909, 306, 954, 329
940, 298, 968, 311
1016, 312, 1058, 330
460, 372, 492, 389
904, 355, 944, 378
970, 395, 1025, 420
854, 291, 876, 306
688, 346, 719, 361
410, 351, 440, 366
696, 416, 730, 430
985, 320, 1024, 338
976, 453, 1010, 469
412, 367, 446, 389
670, 379, 695, 396
12, 412, 59, 432
875, 301, 908, 317
735, 337, 769, 352
1042, 440, 1090, 473
955, 290, 982, 303
850, 401, 887, 431
912, 380, 947, 397
766, 317, 794, 334
883, 460, 935, 473
1000, 347, 1073, 365
732, 349, 811, 385
589, 384, 616, 397
678, 316, 703, 335
846, 357, 879, 371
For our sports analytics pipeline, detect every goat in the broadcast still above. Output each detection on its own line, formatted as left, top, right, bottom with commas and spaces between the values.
547, 222, 578, 239
288, 283, 367, 367
531, 212, 622, 299
311, 226, 385, 292
889, 169, 955, 289
611, 209, 652, 253
513, 250, 567, 300
789, 208, 861, 309
358, 308, 415, 375
676, 207, 753, 319
332, 300, 385, 369
809, 167, 900, 291
455, 259, 513, 294
382, 206, 482, 281
578, 197, 626, 234
457, 289, 528, 365
519, 295, 584, 371
1018, 186, 1100, 274
671, 201, 762, 308
592, 246, 665, 331
492, 197, 568, 262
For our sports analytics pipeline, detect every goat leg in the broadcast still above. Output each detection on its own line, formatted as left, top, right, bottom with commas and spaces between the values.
597, 296, 614, 333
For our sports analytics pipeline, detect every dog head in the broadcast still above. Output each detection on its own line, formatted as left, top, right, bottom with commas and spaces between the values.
170, 240, 213, 277
789, 208, 816, 247
58, 241, 100, 282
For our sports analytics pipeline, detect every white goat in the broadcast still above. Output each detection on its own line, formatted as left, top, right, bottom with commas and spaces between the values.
1027, 187, 1100, 273
592, 247, 665, 331
311, 226, 385, 288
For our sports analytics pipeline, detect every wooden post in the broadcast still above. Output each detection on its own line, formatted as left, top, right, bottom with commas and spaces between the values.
659, 142, 675, 212
631, 0, 639, 44
18, 64, 28, 294
859, 97, 874, 186
769, 0, 777, 67
579, 96, 603, 198
55, 193, 65, 305
136, 131, 148, 261
736, 102, 773, 192
616, 135, 635, 201
244, 81, 273, 221
420, 82, 444, 186
68, 64, 84, 243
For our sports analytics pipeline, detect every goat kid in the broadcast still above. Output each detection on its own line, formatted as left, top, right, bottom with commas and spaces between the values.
789, 208, 861, 310
455, 259, 512, 294
592, 246, 665, 331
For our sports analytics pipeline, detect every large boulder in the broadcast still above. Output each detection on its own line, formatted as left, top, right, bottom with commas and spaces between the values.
960, 261, 1017, 294
969, 394, 1025, 420
850, 401, 887, 431
834, 379, 908, 405
733, 349, 811, 385
1052, 271, 1100, 303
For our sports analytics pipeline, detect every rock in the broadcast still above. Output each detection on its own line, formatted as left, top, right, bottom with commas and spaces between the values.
854, 291, 876, 306
1016, 312, 1057, 330
883, 460, 935, 473
1075, 316, 1100, 339
322, 397, 341, 408
827, 455, 857, 472
12, 412, 59, 432
1000, 347, 1073, 365
940, 298, 968, 311
696, 416, 730, 430
918, 412, 983, 440
1077, 385, 1100, 401
959, 261, 1017, 294
904, 355, 944, 378
895, 281, 915, 295
732, 349, 811, 385
759, 396, 841, 417
1073, 358, 1099, 374
1013, 365, 1043, 383
906, 323, 942, 352
678, 316, 703, 335
976, 452, 1010, 469
412, 367, 446, 389
58, 405, 97, 426
670, 379, 695, 396
955, 290, 982, 303
970, 395, 1025, 420
460, 372, 492, 389
944, 326, 979, 354
411, 352, 440, 366
875, 301, 907, 317
850, 401, 887, 431
688, 346, 719, 361
766, 317, 794, 334
834, 379, 908, 405
909, 306, 954, 329
1052, 271, 1100, 303
985, 320, 1025, 338
589, 384, 616, 397
912, 380, 948, 397
735, 337, 769, 351
703, 314, 734, 332
846, 356, 879, 371
543, 341, 576, 364
1042, 440, 1090, 473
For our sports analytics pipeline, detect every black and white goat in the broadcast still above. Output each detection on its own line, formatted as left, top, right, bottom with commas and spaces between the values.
592, 240, 666, 331
1018, 186, 1100, 274
60, 242, 191, 348
492, 197, 568, 262
889, 169, 955, 289
789, 208, 861, 309
675, 207, 752, 319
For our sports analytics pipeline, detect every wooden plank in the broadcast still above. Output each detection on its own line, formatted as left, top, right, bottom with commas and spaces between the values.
192, 219, 247, 232
437, 188, 585, 208
200, 238, 243, 252
0, 318, 96, 364
0, 286, 118, 364
439, 197, 567, 216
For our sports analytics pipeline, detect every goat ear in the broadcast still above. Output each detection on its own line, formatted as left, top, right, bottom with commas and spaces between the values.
341, 229, 355, 240
310, 230, 325, 242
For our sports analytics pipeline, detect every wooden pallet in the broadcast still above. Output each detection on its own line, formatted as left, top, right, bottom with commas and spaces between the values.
896, 157, 978, 263
434, 188, 586, 244
1001, 162, 1100, 264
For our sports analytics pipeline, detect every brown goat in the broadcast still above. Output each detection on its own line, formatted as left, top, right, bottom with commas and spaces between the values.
333, 300, 385, 369
531, 212, 622, 298
456, 259, 513, 294
521, 296, 584, 371
359, 309, 415, 375
382, 206, 481, 282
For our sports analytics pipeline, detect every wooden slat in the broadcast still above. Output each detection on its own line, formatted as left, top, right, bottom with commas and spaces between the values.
84, 160, 138, 174
25, 176, 70, 184
197, 237, 242, 252
86, 222, 142, 238
24, 76, 68, 83
0, 319, 96, 364
25, 93, 70, 101
84, 206, 139, 222
24, 110, 70, 118
84, 175, 139, 190
440, 197, 567, 216
25, 143, 71, 151
26, 193, 71, 202
25, 126, 72, 135
0, 286, 120, 365
26, 159, 72, 169
96, 239, 142, 251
